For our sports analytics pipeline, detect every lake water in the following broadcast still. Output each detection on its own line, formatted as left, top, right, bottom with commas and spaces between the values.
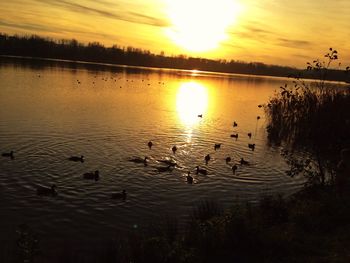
0, 57, 305, 246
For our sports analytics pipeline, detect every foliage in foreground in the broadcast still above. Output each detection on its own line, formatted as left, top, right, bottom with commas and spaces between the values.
265, 49, 350, 184
5, 187, 350, 263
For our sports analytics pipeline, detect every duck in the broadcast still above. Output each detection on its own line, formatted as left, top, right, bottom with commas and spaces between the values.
157, 158, 176, 167
232, 164, 238, 174
226, 157, 232, 163
111, 190, 127, 200
196, 166, 208, 175
258, 104, 263, 108
2, 151, 14, 159
37, 184, 57, 196
248, 132, 252, 138
156, 165, 172, 173
83, 170, 99, 181
204, 154, 211, 165
172, 145, 177, 154
148, 141, 153, 149
129, 156, 148, 166
68, 155, 84, 162
240, 158, 249, 165
257, 116, 261, 120
248, 143, 256, 151
197, 114, 203, 118
186, 172, 193, 184
230, 134, 239, 139
233, 121, 238, 127
214, 143, 221, 151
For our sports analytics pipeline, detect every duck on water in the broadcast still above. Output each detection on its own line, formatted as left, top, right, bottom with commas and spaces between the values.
83, 170, 100, 181
68, 155, 84, 162
2, 151, 14, 159
37, 184, 57, 196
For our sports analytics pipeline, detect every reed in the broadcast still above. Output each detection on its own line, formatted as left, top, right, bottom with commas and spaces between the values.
265, 49, 350, 183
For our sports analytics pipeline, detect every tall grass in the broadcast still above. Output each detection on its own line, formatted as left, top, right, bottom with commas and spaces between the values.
265, 49, 350, 183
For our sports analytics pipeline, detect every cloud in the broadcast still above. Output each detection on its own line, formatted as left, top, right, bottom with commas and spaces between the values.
277, 38, 311, 49
0, 19, 119, 41
229, 22, 312, 50
0, 20, 50, 32
36, 0, 169, 28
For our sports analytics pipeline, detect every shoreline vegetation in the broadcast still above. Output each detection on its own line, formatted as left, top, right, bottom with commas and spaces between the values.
3, 185, 350, 263
1, 38, 349, 262
1, 33, 349, 83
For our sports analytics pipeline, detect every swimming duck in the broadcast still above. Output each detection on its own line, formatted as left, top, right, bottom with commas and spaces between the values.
196, 166, 208, 175
83, 170, 100, 181
2, 151, 14, 159
68, 155, 84, 162
257, 116, 261, 120
230, 134, 238, 139
226, 157, 232, 163
186, 172, 193, 184
172, 145, 177, 154
111, 190, 127, 200
232, 164, 238, 174
157, 158, 176, 167
248, 143, 256, 151
129, 156, 148, 166
233, 121, 238, 127
240, 158, 249, 165
214, 143, 221, 151
148, 141, 153, 149
204, 154, 211, 165
156, 165, 172, 173
198, 114, 203, 118
37, 184, 57, 196
248, 133, 252, 138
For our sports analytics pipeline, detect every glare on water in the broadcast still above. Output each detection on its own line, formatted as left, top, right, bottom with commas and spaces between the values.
0, 58, 305, 243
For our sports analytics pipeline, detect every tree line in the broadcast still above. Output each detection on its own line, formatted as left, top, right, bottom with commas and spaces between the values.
0, 33, 348, 81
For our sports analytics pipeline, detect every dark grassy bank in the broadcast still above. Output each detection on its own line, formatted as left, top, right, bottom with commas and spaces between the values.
4, 185, 350, 263
1, 33, 350, 82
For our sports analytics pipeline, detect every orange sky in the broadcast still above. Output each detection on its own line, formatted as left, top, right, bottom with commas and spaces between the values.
1, 0, 350, 68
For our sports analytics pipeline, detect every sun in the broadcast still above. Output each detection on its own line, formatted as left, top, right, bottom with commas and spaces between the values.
165, 0, 241, 52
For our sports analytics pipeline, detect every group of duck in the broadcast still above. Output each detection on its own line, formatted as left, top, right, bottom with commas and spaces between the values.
128, 114, 260, 184
1, 151, 126, 199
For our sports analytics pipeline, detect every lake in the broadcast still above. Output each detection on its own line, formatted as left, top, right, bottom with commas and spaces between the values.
0, 57, 305, 246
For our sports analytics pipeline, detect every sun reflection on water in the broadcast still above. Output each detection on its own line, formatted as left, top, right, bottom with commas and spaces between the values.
176, 81, 209, 128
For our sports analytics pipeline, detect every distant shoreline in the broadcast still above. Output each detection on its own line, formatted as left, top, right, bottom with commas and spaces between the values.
1, 33, 349, 83
1, 54, 348, 85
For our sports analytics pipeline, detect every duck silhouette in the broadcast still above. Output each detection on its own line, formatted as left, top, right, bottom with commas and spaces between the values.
204, 154, 211, 165
214, 143, 221, 151
111, 190, 126, 200
2, 151, 14, 159
232, 164, 238, 174
156, 165, 172, 173
68, 155, 84, 162
226, 157, 231, 163
196, 166, 207, 175
37, 184, 57, 196
240, 158, 249, 165
157, 158, 176, 167
172, 145, 177, 154
230, 134, 238, 139
248, 143, 256, 151
186, 172, 193, 184
129, 156, 148, 166
83, 170, 99, 181
148, 141, 153, 149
